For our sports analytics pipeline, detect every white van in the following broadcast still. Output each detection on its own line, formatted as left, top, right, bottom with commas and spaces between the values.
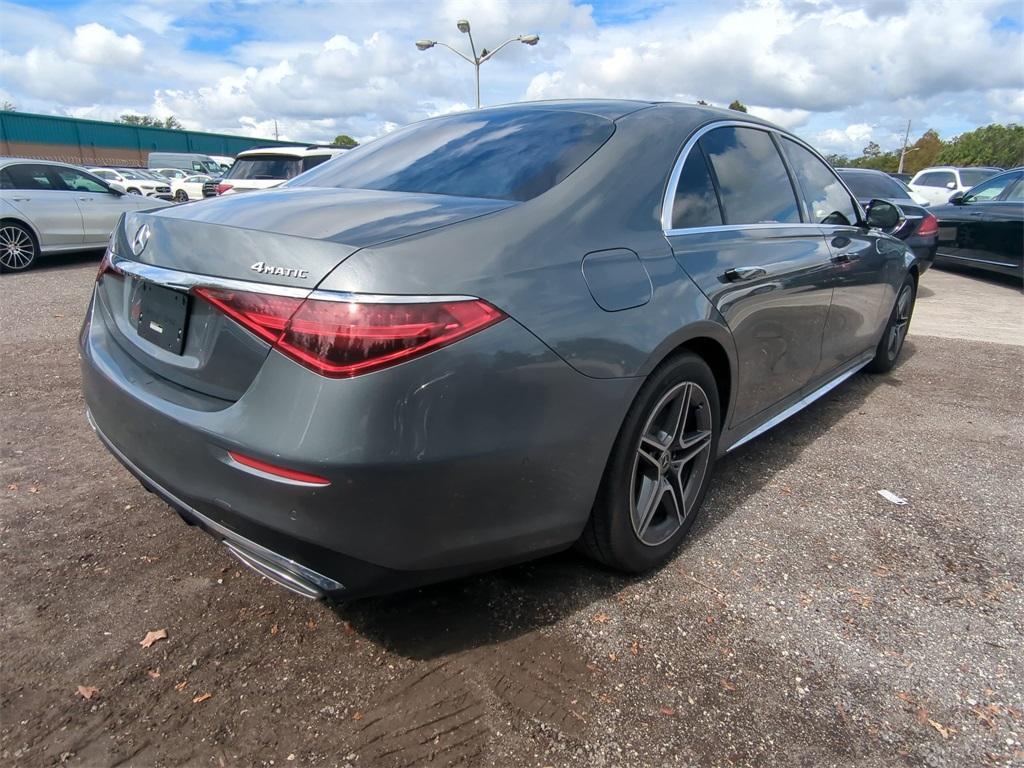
148, 153, 222, 176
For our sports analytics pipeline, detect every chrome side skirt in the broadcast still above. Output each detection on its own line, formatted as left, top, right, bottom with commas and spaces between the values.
725, 358, 870, 453
85, 409, 342, 599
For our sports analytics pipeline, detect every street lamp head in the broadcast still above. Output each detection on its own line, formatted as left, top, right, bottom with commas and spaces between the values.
457, 19, 470, 33
519, 34, 540, 45
415, 39, 435, 50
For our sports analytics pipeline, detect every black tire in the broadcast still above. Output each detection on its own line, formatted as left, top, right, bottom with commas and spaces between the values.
866, 275, 916, 373
579, 353, 721, 572
127, 187, 141, 196
174, 190, 189, 202
0, 221, 39, 272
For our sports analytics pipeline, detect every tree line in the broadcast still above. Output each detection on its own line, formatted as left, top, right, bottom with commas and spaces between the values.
825, 124, 1024, 173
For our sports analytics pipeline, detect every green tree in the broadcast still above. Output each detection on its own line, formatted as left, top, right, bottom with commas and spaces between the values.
117, 114, 183, 129
728, 100, 748, 113
1, 100, 16, 111
902, 128, 943, 174
331, 134, 359, 148
823, 153, 850, 167
861, 141, 882, 158
936, 123, 1024, 168
695, 99, 710, 106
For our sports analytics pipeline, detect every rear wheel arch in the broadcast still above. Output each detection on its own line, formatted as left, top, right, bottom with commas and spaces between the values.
0, 216, 41, 247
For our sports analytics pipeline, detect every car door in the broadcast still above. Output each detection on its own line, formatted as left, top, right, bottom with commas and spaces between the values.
52, 166, 139, 246
936, 171, 1024, 276
0, 163, 84, 247
911, 170, 957, 206
778, 137, 894, 374
665, 124, 834, 428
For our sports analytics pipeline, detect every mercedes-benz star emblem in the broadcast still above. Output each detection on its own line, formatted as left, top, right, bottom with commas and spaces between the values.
132, 224, 151, 256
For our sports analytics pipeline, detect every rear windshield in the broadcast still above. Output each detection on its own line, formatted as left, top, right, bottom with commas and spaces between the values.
960, 169, 999, 188
290, 109, 616, 202
838, 171, 908, 200
226, 155, 304, 181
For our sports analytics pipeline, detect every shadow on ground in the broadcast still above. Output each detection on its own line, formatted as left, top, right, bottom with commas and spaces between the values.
337, 348, 912, 661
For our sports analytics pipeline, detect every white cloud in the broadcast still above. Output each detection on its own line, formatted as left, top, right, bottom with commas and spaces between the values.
0, 0, 1020, 154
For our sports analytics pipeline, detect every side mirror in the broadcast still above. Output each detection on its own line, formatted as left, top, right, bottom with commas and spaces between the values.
863, 199, 904, 231
945, 181, 956, 190
108, 182, 126, 195
948, 190, 966, 205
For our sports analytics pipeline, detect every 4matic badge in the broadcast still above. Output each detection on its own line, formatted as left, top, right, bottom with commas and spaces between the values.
250, 261, 310, 279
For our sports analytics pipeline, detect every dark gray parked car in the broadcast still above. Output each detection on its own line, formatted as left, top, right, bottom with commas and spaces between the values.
81, 101, 921, 599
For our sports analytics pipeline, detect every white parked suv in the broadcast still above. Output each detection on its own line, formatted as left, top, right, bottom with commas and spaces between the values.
89, 168, 173, 200
908, 166, 1002, 206
211, 146, 346, 196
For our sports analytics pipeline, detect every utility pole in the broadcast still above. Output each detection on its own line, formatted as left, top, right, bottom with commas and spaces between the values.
274, 120, 279, 141
897, 119, 911, 174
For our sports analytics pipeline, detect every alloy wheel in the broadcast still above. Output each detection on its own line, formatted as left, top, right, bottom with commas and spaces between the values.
887, 284, 913, 360
630, 381, 713, 547
0, 226, 35, 271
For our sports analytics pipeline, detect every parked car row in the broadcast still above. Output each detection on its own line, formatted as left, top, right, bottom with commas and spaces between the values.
201, 145, 346, 198
88, 167, 173, 200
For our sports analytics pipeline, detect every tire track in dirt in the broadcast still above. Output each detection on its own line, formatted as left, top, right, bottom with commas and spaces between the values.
347, 631, 593, 767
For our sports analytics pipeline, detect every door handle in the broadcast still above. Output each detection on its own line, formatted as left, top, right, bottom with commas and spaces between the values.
723, 266, 766, 282
11, 197, 30, 202
78, 197, 93, 202
832, 253, 854, 265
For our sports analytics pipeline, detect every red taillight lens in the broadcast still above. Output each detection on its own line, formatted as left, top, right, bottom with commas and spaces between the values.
96, 242, 122, 282
215, 183, 233, 195
917, 213, 939, 237
194, 288, 506, 378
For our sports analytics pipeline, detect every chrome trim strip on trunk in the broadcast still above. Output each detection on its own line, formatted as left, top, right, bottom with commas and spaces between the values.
85, 408, 343, 597
725, 358, 871, 452
111, 254, 479, 304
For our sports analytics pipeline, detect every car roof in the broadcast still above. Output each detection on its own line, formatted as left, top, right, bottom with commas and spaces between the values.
236, 146, 346, 158
914, 165, 1002, 173
0, 156, 91, 170
836, 167, 893, 175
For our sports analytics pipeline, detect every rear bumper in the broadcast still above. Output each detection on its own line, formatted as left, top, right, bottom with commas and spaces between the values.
80, 291, 637, 598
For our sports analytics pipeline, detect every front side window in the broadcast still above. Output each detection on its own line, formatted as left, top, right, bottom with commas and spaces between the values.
670, 147, 723, 229
962, 171, 1020, 202
783, 139, 859, 226
2, 164, 58, 190
54, 168, 109, 194
699, 127, 800, 225
290, 109, 616, 202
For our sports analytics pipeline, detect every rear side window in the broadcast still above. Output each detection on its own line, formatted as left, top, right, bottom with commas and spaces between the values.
782, 139, 858, 226
670, 148, 723, 229
227, 156, 303, 181
915, 171, 955, 187
959, 169, 998, 188
963, 171, 1021, 202
837, 170, 907, 201
291, 109, 616, 202
2, 164, 59, 191
699, 127, 800, 225
302, 155, 332, 172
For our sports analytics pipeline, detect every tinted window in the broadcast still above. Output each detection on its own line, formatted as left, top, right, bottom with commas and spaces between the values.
960, 169, 999, 188
915, 171, 955, 187
54, 168, 108, 194
2, 164, 58, 190
782, 139, 858, 225
671, 148, 723, 229
837, 170, 909, 201
699, 127, 799, 225
291, 109, 616, 202
963, 171, 1021, 202
302, 155, 332, 172
1004, 179, 1024, 202
227, 156, 303, 181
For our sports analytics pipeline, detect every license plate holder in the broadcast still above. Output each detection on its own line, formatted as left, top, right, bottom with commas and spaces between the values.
137, 282, 189, 355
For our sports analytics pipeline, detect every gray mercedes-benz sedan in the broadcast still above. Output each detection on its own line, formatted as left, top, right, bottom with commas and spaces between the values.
80, 101, 920, 599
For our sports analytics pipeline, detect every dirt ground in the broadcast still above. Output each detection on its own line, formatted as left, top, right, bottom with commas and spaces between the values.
1, 255, 1022, 768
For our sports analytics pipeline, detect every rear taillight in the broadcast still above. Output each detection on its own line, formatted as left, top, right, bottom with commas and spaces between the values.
194, 287, 506, 378
215, 183, 233, 195
917, 213, 939, 237
96, 241, 122, 282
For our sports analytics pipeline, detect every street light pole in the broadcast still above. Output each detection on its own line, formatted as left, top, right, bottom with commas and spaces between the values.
416, 20, 539, 109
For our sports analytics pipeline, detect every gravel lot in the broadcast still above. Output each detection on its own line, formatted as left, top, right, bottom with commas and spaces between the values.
2, 255, 1022, 767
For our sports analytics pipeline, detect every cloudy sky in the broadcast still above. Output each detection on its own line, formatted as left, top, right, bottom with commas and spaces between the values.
1, 0, 1021, 155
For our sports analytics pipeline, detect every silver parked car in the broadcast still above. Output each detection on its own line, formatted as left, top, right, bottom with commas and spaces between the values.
0, 158, 171, 272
